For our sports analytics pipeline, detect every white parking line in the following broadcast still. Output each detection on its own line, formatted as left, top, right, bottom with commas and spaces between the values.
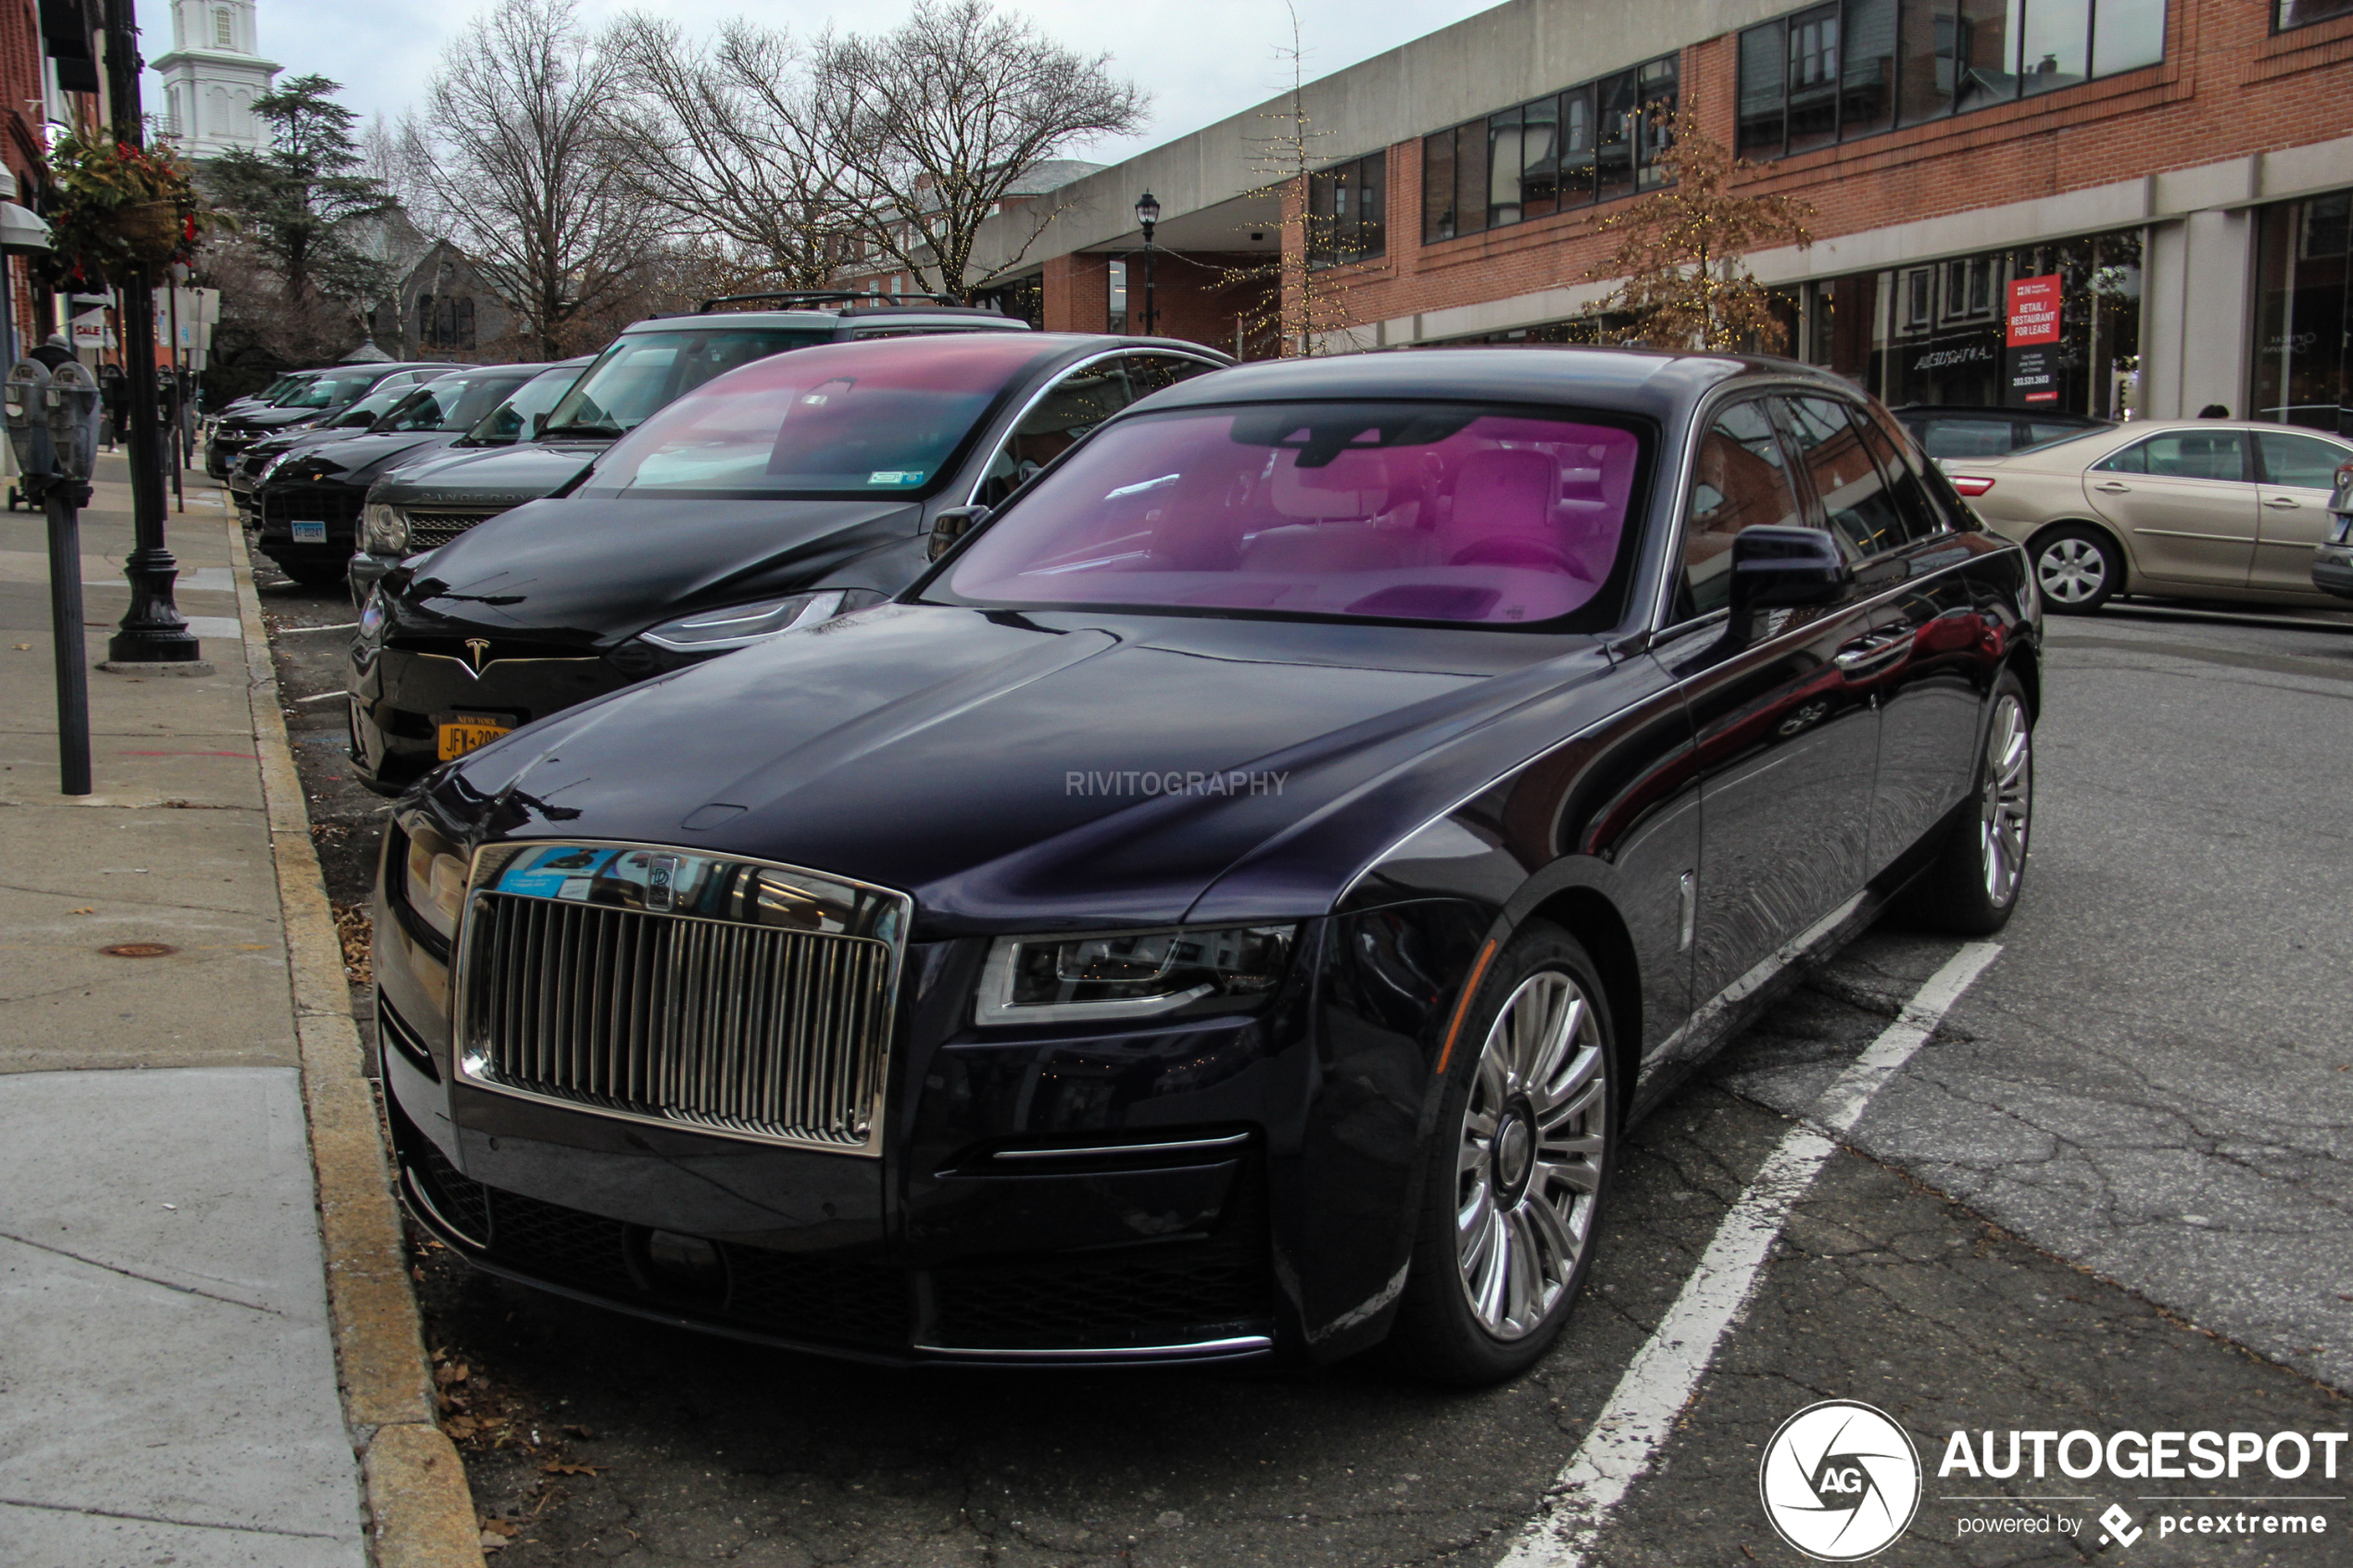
1499, 942, 2003, 1568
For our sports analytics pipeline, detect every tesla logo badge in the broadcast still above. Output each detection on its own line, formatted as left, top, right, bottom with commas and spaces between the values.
462, 637, 491, 673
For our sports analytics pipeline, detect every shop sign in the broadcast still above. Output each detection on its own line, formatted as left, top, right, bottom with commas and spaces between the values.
2006, 273, 2063, 404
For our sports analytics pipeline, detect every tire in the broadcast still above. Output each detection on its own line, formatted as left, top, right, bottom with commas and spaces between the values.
2028, 523, 2122, 614
1389, 922, 1617, 1386
1897, 671, 2034, 935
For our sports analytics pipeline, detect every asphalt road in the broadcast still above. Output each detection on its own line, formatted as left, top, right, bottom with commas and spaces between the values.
258, 558, 2353, 1567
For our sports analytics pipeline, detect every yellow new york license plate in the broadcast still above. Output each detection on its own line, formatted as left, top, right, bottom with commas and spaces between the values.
436, 717, 512, 761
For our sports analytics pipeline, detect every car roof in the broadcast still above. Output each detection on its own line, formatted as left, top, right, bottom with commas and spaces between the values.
617, 306, 1028, 336
1131, 345, 1847, 423
1892, 404, 2108, 423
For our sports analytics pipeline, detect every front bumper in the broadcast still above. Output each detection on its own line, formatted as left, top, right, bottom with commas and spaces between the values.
348, 641, 635, 791
370, 831, 1480, 1368
2315, 541, 2353, 599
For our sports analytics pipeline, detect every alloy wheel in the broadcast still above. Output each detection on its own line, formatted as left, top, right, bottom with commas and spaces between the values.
1454, 971, 1607, 1340
2035, 537, 2108, 605
1980, 693, 2032, 907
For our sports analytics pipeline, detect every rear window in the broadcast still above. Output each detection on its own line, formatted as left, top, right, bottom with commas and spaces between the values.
940, 402, 1648, 629
1913, 417, 2016, 460
541, 329, 831, 438
587, 336, 1060, 499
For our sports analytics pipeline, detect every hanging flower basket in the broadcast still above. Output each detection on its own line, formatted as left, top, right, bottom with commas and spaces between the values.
35, 129, 223, 288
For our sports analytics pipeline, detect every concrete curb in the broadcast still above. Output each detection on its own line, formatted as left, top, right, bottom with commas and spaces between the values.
226, 516, 487, 1568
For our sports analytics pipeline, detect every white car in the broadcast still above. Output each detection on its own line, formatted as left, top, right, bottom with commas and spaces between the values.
1946, 420, 2353, 613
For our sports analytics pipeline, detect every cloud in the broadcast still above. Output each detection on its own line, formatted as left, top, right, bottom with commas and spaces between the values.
141, 0, 1502, 164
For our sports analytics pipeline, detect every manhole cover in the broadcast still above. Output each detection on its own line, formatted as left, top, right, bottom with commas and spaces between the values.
100, 942, 177, 959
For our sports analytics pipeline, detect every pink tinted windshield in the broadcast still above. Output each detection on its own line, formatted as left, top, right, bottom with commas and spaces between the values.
945, 404, 1643, 625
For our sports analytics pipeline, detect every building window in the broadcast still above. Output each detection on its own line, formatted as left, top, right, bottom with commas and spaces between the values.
1740, 0, 2160, 155
2278, 0, 2353, 26
2252, 188, 2350, 432
1107, 258, 1127, 332
214, 7, 233, 47
1421, 55, 1676, 244
1307, 151, 1385, 268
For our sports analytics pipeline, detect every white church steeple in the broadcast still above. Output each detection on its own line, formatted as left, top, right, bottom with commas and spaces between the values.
152, 1, 283, 160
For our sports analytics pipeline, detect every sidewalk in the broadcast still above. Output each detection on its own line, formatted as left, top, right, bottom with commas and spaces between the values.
0, 458, 473, 1567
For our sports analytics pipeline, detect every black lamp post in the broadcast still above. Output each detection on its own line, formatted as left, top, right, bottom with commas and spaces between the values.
100, 0, 198, 668
1133, 191, 1161, 337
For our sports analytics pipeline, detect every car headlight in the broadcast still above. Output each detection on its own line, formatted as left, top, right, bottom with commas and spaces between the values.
399, 817, 470, 943
640, 590, 849, 652
362, 502, 409, 554
975, 924, 1298, 1025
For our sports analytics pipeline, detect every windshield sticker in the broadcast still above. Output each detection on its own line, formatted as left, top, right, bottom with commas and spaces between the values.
497, 847, 618, 899
868, 470, 925, 485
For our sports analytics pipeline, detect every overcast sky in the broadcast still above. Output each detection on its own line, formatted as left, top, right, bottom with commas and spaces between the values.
136, 0, 1503, 167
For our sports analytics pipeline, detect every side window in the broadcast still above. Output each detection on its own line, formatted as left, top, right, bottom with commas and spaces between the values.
1849, 406, 1947, 545
2255, 430, 2351, 490
1784, 395, 1910, 559
2096, 431, 2249, 482
1675, 398, 1805, 621
973, 358, 1139, 509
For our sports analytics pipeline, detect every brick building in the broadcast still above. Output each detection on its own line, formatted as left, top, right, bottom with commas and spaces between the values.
967, 0, 2353, 431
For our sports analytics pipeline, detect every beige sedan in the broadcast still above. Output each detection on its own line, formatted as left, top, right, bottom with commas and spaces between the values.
1945, 420, 2353, 613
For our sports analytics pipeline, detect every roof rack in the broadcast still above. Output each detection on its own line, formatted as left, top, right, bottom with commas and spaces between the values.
696, 289, 970, 314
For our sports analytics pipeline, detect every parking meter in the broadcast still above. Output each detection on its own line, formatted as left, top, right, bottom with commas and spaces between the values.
5, 359, 53, 480
44, 359, 99, 481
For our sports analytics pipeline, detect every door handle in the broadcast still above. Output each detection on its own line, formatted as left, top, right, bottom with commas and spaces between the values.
2095, 481, 2132, 493
2263, 496, 2300, 508
1834, 632, 1908, 672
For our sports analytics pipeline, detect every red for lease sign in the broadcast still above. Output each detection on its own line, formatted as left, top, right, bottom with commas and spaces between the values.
2007, 275, 2062, 345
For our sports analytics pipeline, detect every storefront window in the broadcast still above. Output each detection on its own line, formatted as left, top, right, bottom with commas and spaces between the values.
2252, 190, 2351, 433
1771, 232, 2139, 417
1862, 232, 2140, 419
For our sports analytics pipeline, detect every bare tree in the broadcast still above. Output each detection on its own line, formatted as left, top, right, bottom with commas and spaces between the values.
1585, 105, 1813, 352
814, 0, 1147, 298
605, 15, 869, 294
1218, 6, 1380, 358
398, 0, 651, 358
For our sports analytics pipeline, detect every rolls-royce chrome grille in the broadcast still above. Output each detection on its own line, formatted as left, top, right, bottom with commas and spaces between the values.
452, 843, 908, 1153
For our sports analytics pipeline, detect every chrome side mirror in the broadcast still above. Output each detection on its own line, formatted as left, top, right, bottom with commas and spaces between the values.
928, 505, 989, 561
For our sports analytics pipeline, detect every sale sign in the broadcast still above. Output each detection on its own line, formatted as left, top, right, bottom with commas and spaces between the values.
2007, 275, 2062, 345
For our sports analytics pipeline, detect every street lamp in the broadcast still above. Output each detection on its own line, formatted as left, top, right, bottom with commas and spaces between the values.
100, 0, 199, 669
1133, 191, 1161, 337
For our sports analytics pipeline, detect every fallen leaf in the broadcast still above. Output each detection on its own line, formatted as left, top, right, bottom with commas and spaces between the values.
435, 1361, 471, 1386
542, 1461, 606, 1476
69, 907, 94, 915
479, 1532, 507, 1552
480, 1518, 519, 1537
560, 1423, 595, 1439
11, 644, 28, 651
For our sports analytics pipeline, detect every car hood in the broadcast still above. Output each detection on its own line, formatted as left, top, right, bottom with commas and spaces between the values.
427, 604, 1617, 932
370, 440, 608, 508
278, 430, 462, 484
388, 495, 925, 644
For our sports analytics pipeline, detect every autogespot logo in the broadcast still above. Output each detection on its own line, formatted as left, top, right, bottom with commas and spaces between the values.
1760, 1400, 1924, 1562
